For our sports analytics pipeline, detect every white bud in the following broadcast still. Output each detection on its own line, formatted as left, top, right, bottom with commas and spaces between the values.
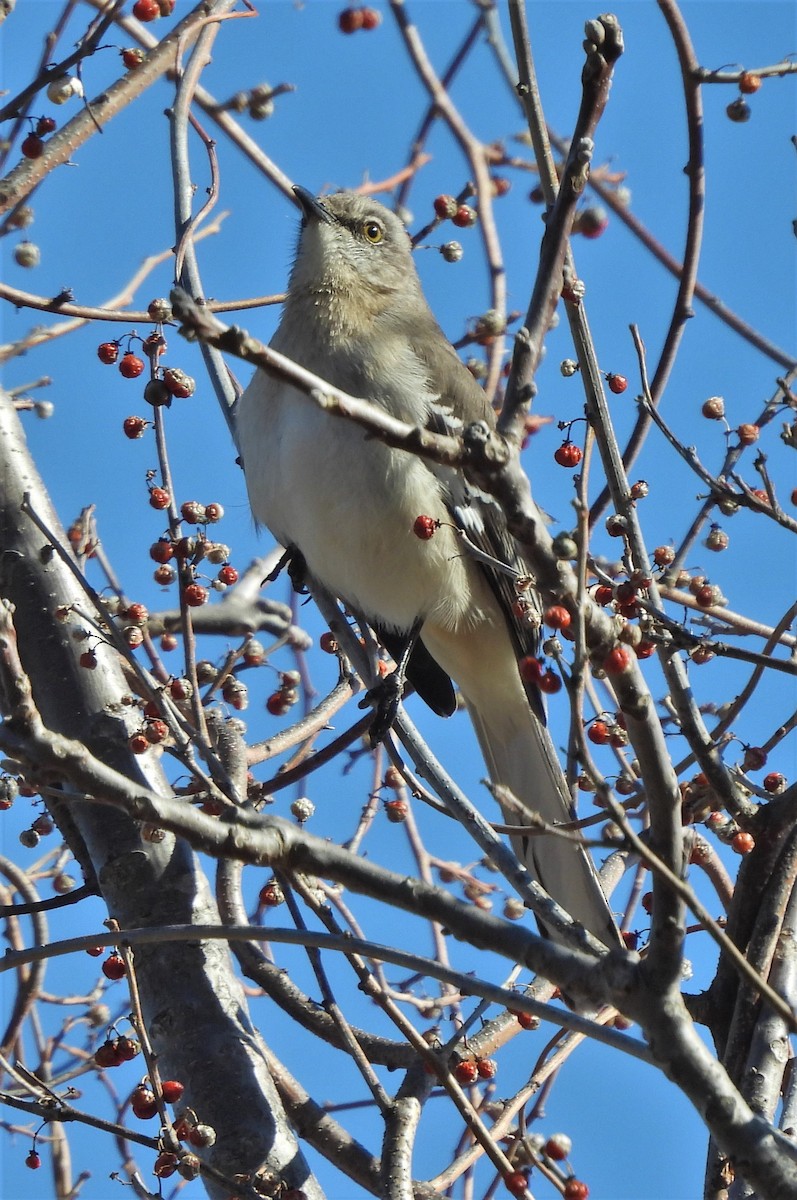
47, 75, 84, 105
14, 240, 40, 268
290, 796, 315, 823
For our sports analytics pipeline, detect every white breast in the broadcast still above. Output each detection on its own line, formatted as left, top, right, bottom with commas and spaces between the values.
236, 371, 483, 634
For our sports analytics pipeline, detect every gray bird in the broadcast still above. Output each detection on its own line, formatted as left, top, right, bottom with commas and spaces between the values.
236, 187, 617, 946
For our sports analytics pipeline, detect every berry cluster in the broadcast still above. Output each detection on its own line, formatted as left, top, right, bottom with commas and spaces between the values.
20, 116, 57, 160
433, 193, 478, 229
338, 6, 381, 32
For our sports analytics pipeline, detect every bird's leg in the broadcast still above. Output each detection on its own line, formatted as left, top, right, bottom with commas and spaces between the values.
359, 618, 424, 744
263, 545, 311, 594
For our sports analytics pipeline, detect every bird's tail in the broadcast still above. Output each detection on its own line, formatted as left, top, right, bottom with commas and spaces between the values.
424, 617, 618, 948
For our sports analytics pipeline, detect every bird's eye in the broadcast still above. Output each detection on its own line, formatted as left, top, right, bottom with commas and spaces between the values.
361, 220, 384, 244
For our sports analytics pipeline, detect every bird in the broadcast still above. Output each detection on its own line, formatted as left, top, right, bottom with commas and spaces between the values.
236, 186, 617, 947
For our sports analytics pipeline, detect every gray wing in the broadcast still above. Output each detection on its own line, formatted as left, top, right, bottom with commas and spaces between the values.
413, 323, 548, 722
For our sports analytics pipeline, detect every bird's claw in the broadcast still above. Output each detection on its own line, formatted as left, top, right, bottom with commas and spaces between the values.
359, 670, 404, 743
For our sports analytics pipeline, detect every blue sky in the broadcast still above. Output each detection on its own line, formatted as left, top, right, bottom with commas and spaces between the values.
1, 2, 796, 1198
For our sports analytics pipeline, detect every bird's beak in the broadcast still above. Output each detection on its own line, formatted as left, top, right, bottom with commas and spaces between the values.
293, 185, 334, 225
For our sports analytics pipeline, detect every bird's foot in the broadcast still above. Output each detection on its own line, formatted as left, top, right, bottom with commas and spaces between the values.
359, 669, 405, 743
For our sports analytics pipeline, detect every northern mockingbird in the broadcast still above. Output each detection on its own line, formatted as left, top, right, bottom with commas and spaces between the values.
236, 187, 617, 946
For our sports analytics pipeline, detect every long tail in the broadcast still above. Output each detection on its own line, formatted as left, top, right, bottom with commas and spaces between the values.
424, 616, 618, 947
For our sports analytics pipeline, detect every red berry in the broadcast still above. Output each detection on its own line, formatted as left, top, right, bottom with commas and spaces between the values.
763, 772, 786, 794
21, 133, 44, 159
131, 1084, 158, 1119
121, 46, 146, 69
518, 655, 543, 683
702, 395, 725, 420
544, 605, 571, 630
243, 638, 265, 666
319, 631, 338, 654
564, 1181, 589, 1200
742, 745, 767, 772
187, 1122, 216, 1147
222, 678, 248, 710
80, 649, 98, 670
338, 6, 363, 32
154, 1151, 179, 1178
204, 501, 224, 522
476, 1057, 497, 1079
606, 373, 627, 394
653, 545, 675, 567
544, 1133, 572, 1161
183, 583, 208, 608
150, 538, 174, 563
170, 677, 193, 701
129, 732, 149, 755
504, 1171, 528, 1196
25, 1150, 41, 1170
96, 341, 118, 365
101, 951, 126, 980
433, 194, 457, 219
587, 720, 609, 745
452, 204, 477, 228
454, 1059, 479, 1084
259, 879, 284, 907
413, 514, 439, 540
145, 719, 168, 744
163, 367, 195, 398
126, 602, 148, 625
695, 583, 721, 609
119, 352, 145, 379
360, 6, 381, 29
554, 441, 582, 468
738, 71, 761, 94
732, 831, 755, 855
149, 486, 170, 510
510, 1008, 538, 1030
266, 691, 291, 716
142, 331, 167, 360
123, 415, 148, 439
635, 640, 656, 659
737, 422, 760, 446
116, 1035, 140, 1061
173, 1115, 193, 1141
160, 1079, 184, 1104
94, 1038, 123, 1068
603, 646, 632, 675
217, 564, 238, 586
385, 798, 408, 823
36, 116, 57, 136
538, 669, 562, 694
594, 584, 614, 606
576, 205, 609, 238
181, 500, 206, 524
132, 0, 160, 19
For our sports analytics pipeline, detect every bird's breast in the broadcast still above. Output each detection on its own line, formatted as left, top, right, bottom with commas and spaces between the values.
236, 373, 483, 634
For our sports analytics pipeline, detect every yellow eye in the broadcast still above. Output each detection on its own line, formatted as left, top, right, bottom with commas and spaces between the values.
361, 220, 384, 244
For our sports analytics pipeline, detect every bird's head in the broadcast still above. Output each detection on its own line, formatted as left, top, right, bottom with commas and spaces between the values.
287, 187, 423, 325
